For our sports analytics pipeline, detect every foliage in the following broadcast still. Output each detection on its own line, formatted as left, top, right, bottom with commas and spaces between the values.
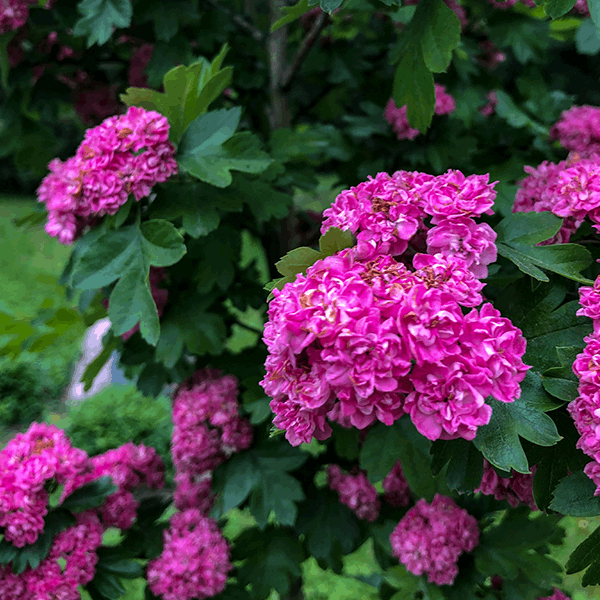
4, 0, 600, 597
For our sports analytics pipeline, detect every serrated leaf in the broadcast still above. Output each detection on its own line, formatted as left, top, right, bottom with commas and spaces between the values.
80, 332, 119, 392
275, 247, 324, 278
473, 371, 561, 474
235, 527, 305, 600
73, 0, 133, 47
550, 471, 600, 516
566, 523, 600, 575
61, 476, 118, 511
88, 570, 127, 599
319, 227, 355, 256
417, 0, 461, 73
319, 0, 344, 12
542, 346, 581, 402
430, 438, 484, 493
97, 558, 144, 579
71, 220, 185, 346
178, 110, 272, 187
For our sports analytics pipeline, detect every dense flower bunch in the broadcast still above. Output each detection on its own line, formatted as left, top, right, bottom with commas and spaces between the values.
0, 511, 104, 600
327, 465, 380, 521
383, 460, 411, 507
263, 170, 528, 446
550, 105, 600, 155
37, 106, 178, 244
0, 422, 88, 547
384, 84, 455, 141
475, 459, 537, 509
147, 508, 232, 600
514, 152, 600, 242
390, 494, 479, 585
65, 441, 165, 530
171, 369, 253, 512
568, 275, 600, 493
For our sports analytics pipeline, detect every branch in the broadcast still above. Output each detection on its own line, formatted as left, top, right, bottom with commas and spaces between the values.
268, 0, 291, 129
204, 0, 265, 41
280, 12, 329, 92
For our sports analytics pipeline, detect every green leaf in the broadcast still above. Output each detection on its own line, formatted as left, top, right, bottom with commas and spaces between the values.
233, 175, 292, 222
61, 476, 118, 512
495, 280, 592, 373
296, 487, 362, 566
417, 0, 461, 73
72, 220, 185, 346
496, 213, 592, 284
494, 91, 550, 136
88, 570, 127, 599
588, 0, 600, 31
332, 424, 361, 461
392, 41, 435, 133
550, 472, 600, 516
533, 411, 589, 511
271, 0, 311, 31
81, 333, 120, 392
576, 19, 600, 55
212, 442, 307, 528
473, 371, 562, 474
137, 0, 200, 42
319, 227, 355, 257
360, 418, 437, 499
542, 346, 580, 402
543, 0, 577, 17
566, 524, 600, 578
319, 0, 344, 12
430, 438, 484, 493
234, 527, 305, 600
97, 558, 144, 579
179, 128, 272, 188
275, 247, 324, 278
73, 0, 133, 47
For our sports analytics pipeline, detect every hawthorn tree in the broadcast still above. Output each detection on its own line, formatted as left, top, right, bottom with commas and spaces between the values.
3, 0, 600, 598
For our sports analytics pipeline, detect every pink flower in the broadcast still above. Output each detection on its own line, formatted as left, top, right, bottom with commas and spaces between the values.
538, 589, 571, 600
0, 0, 35, 34
550, 105, 600, 155
385, 84, 456, 141
327, 465, 380, 521
475, 459, 537, 509
425, 217, 497, 278
383, 461, 411, 507
390, 494, 479, 586
37, 106, 178, 244
147, 510, 232, 600
480, 91, 499, 116
578, 275, 600, 329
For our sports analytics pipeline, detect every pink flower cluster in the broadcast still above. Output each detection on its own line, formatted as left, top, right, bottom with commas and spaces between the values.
0, 423, 88, 547
390, 494, 479, 585
263, 170, 528, 446
0, 0, 37, 34
327, 465, 380, 521
62, 441, 165, 530
147, 509, 232, 600
0, 423, 164, 598
37, 106, 178, 244
568, 284, 600, 494
384, 84, 456, 141
383, 460, 411, 507
550, 105, 600, 156
0, 511, 104, 600
171, 369, 253, 512
514, 153, 600, 241
475, 459, 537, 509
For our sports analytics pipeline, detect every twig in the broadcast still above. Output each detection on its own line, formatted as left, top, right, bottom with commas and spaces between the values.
280, 12, 329, 92
204, 0, 265, 41
268, 0, 291, 129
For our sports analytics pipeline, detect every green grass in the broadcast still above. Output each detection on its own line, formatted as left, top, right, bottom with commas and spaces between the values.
0, 196, 85, 406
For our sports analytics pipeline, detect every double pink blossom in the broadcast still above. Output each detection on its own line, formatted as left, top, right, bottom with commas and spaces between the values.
550, 105, 600, 156
383, 460, 411, 507
475, 459, 537, 509
390, 494, 479, 586
327, 465, 380, 521
37, 106, 178, 244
